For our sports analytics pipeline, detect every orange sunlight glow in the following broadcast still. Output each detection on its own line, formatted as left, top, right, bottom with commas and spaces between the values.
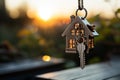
5, 0, 120, 24
36, 2, 54, 21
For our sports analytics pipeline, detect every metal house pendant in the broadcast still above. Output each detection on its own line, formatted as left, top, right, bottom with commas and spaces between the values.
62, 15, 99, 54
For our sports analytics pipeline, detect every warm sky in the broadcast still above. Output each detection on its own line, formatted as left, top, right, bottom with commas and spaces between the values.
5, 0, 120, 21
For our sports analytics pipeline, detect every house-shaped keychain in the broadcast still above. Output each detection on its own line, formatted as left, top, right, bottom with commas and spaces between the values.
62, 0, 99, 69
62, 15, 99, 54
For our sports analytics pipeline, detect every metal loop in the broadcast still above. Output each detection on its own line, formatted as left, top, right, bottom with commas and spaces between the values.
76, 8, 88, 19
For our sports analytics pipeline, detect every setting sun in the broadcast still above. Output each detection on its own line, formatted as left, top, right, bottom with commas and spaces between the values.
36, 1, 54, 21
36, 0, 55, 21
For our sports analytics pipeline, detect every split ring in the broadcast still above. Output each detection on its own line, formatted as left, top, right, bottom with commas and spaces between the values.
76, 8, 88, 19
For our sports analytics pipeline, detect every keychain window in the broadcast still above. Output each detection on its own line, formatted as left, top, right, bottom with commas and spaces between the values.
69, 39, 76, 49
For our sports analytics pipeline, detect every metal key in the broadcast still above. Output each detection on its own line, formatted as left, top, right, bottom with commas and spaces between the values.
76, 37, 86, 69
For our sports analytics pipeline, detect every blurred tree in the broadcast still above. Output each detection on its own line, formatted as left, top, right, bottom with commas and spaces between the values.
115, 8, 120, 21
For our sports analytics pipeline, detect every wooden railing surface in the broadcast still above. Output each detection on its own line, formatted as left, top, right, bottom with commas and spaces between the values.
0, 58, 64, 80
37, 56, 120, 80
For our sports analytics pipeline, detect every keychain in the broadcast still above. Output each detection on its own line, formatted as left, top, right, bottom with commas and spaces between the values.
62, 0, 99, 69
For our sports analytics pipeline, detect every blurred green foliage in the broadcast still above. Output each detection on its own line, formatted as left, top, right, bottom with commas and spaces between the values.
0, 0, 120, 66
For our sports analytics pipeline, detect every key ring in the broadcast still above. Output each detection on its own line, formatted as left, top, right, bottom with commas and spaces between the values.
76, 8, 88, 19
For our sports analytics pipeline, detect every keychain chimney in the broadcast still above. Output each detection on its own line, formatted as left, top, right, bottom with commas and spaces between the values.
70, 15, 75, 22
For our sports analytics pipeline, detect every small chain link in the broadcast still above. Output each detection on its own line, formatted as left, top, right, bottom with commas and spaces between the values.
78, 0, 84, 10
